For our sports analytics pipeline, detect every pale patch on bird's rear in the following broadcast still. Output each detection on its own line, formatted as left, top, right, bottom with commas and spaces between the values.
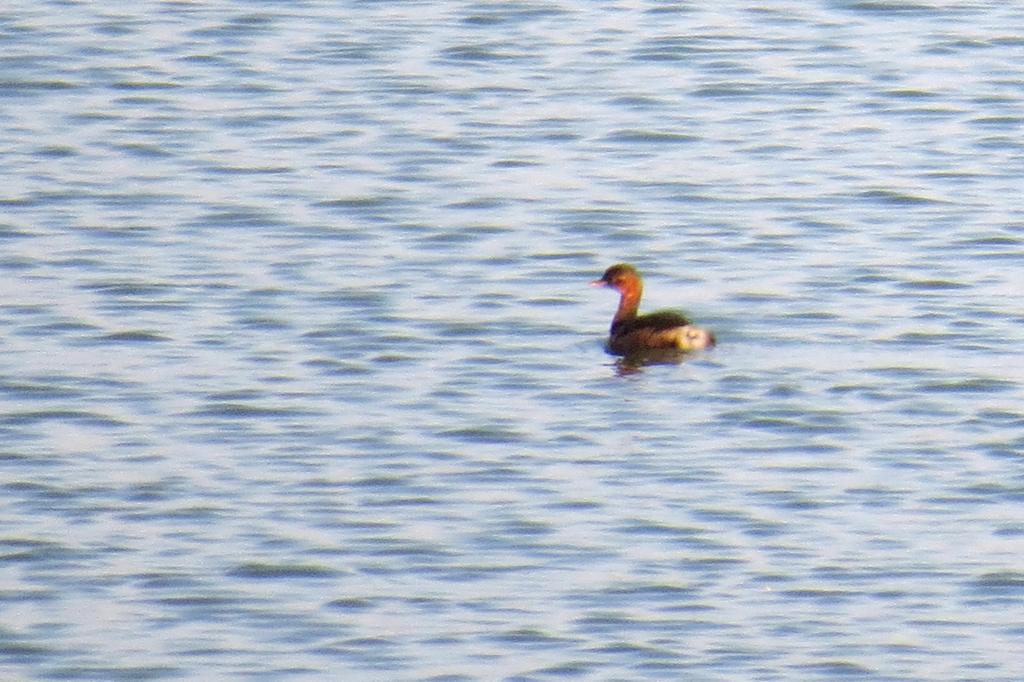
672, 325, 716, 351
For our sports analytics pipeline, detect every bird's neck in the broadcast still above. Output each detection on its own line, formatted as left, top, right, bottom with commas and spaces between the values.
612, 283, 642, 327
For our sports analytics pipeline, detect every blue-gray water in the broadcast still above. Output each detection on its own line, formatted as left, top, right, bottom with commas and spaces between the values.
3, 1, 1024, 680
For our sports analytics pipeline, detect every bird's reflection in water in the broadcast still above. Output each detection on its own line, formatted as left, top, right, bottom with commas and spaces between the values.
612, 347, 701, 376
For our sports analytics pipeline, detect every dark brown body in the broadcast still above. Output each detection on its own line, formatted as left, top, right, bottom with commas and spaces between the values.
593, 263, 715, 356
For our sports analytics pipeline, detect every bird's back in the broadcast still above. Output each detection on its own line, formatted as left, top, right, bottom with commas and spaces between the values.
609, 310, 693, 354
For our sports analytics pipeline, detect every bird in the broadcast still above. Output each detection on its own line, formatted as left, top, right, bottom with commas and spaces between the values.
592, 263, 715, 356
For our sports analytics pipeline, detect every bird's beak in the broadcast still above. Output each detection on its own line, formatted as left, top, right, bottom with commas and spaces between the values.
590, 278, 607, 288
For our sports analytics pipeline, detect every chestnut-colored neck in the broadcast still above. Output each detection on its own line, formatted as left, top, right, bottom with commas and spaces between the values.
612, 278, 642, 326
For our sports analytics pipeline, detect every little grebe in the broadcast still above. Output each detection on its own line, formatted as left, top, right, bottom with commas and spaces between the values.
592, 263, 715, 355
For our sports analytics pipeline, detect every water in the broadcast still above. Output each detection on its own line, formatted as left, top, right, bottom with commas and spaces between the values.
2, 1, 1024, 679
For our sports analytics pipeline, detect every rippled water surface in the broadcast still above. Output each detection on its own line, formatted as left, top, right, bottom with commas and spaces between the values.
3, 1, 1024, 680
